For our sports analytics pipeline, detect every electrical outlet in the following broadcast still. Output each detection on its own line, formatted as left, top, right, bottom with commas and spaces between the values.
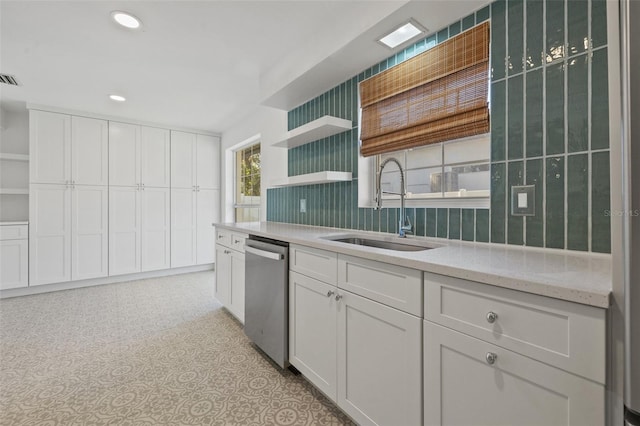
511, 185, 535, 216
300, 198, 306, 213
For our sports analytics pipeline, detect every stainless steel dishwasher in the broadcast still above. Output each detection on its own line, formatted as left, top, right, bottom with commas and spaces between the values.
244, 235, 289, 369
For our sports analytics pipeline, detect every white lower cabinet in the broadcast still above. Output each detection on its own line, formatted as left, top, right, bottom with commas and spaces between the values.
71, 185, 108, 280
0, 225, 29, 290
423, 321, 605, 426
215, 229, 247, 323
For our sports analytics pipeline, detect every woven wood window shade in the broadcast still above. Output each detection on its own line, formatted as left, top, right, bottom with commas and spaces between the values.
360, 22, 490, 157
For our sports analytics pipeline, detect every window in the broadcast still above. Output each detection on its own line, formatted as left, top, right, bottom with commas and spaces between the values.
235, 143, 260, 222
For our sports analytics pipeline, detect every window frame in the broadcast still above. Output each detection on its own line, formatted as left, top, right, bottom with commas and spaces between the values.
233, 141, 261, 222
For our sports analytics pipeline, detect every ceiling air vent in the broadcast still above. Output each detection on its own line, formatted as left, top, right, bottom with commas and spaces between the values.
0, 74, 19, 86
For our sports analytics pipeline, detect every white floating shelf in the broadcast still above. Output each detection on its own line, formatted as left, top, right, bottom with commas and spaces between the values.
0, 153, 29, 161
273, 116, 352, 149
271, 171, 352, 187
0, 188, 29, 195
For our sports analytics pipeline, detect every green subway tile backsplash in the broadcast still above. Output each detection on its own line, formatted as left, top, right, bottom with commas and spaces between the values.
268, 0, 611, 253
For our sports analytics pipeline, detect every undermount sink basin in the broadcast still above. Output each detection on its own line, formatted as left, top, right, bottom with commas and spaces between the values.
328, 237, 436, 252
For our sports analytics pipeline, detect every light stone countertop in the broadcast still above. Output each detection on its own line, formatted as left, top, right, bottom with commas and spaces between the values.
216, 221, 612, 309
0, 221, 28, 226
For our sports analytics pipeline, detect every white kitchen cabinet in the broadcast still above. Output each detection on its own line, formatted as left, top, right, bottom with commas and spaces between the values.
215, 229, 247, 323
32, 184, 109, 284
337, 290, 422, 426
110, 122, 170, 189
171, 131, 220, 189
71, 185, 108, 281
30, 111, 108, 186
171, 188, 197, 267
196, 189, 219, 264
0, 225, 29, 290
109, 186, 171, 276
289, 271, 338, 400
423, 321, 605, 426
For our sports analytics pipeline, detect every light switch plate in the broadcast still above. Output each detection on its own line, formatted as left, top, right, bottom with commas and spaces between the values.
300, 198, 306, 213
511, 185, 535, 216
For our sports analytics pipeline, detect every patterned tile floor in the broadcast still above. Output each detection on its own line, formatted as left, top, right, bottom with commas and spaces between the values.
0, 272, 353, 425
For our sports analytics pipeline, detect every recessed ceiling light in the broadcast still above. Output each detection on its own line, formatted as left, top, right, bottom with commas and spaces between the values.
379, 21, 425, 49
109, 94, 126, 102
111, 11, 141, 29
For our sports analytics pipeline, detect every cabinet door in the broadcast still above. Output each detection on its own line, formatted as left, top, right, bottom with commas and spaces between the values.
337, 290, 422, 426
196, 134, 219, 189
141, 187, 171, 272
171, 188, 197, 267
109, 187, 141, 276
71, 116, 108, 185
0, 239, 28, 290
30, 110, 71, 184
141, 126, 170, 188
424, 321, 605, 426
215, 245, 231, 306
289, 271, 338, 401
196, 189, 219, 264
170, 131, 196, 189
109, 122, 140, 187
29, 184, 72, 285
71, 185, 108, 281
228, 249, 245, 323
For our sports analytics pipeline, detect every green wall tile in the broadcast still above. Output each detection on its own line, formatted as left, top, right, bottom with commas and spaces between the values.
592, 151, 611, 252
526, 68, 543, 157
508, 74, 524, 159
437, 28, 449, 43
592, 0, 608, 48
592, 48, 610, 150
526, 0, 544, 69
437, 208, 449, 238
476, 209, 490, 242
405, 208, 415, 236
491, 80, 507, 161
568, 0, 588, 56
415, 208, 427, 237
389, 208, 398, 234
546, 156, 565, 249
568, 54, 589, 153
372, 208, 380, 232
491, 0, 507, 79
546, 0, 565, 63
358, 208, 365, 230
546, 62, 565, 155
380, 208, 388, 233
567, 154, 589, 251
449, 21, 461, 37
507, 161, 524, 245
476, 5, 490, 23
525, 159, 544, 247
491, 162, 506, 243
462, 209, 475, 241
449, 209, 461, 240
426, 208, 437, 237
462, 13, 475, 31
508, 0, 524, 75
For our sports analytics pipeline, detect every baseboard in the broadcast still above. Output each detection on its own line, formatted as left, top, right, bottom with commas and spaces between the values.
0, 264, 215, 299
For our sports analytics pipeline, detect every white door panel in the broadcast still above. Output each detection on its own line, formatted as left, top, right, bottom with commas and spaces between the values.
141, 187, 170, 271
196, 134, 219, 189
109, 187, 141, 275
171, 188, 196, 267
71, 186, 108, 281
170, 131, 196, 188
141, 127, 170, 188
0, 239, 28, 290
109, 122, 140, 187
196, 189, 218, 264
29, 111, 71, 184
71, 116, 108, 185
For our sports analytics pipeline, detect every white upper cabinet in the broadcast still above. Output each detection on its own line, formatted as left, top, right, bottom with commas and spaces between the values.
141, 127, 170, 188
30, 110, 71, 184
171, 131, 219, 189
71, 116, 108, 186
109, 122, 141, 187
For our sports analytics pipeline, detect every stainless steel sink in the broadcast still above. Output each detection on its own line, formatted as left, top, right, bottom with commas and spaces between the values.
328, 237, 436, 252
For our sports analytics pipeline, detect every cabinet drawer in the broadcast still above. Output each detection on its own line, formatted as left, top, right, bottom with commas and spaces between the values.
216, 228, 232, 248
290, 245, 337, 285
424, 321, 605, 426
424, 272, 606, 384
0, 225, 28, 240
338, 254, 422, 316
230, 232, 247, 253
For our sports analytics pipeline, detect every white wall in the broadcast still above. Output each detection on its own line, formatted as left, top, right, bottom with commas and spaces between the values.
220, 105, 287, 222
0, 105, 29, 155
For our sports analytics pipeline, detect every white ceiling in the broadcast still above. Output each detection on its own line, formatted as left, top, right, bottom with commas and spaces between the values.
0, 0, 490, 134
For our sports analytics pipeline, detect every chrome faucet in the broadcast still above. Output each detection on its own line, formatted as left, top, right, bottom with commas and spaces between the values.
375, 157, 412, 238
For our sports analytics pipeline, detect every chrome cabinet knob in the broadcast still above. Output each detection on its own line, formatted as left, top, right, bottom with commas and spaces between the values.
486, 311, 498, 323
485, 352, 497, 365
326, 290, 335, 297
224, 249, 230, 254
234, 239, 240, 244
335, 294, 343, 301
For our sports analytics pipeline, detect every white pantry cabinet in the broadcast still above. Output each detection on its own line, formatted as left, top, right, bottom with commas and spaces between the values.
215, 228, 247, 322
30, 184, 108, 285
170, 131, 220, 190
109, 122, 171, 188
0, 224, 29, 290
109, 186, 170, 275
30, 111, 108, 186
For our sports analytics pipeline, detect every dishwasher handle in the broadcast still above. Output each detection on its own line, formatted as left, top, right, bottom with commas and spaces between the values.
245, 245, 284, 261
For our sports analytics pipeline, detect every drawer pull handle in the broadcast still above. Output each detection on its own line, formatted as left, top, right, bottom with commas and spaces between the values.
485, 352, 497, 365
224, 250, 230, 254
326, 290, 335, 297
218, 235, 224, 239
486, 311, 498, 323
234, 239, 241, 244
335, 294, 343, 301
